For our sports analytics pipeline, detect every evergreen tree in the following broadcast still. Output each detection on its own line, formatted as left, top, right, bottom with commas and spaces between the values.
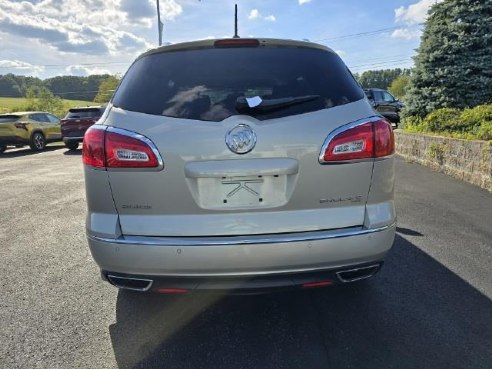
404, 0, 492, 117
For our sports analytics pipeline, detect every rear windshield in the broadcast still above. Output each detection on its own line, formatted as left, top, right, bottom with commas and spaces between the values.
65, 108, 103, 119
112, 46, 364, 121
0, 115, 20, 123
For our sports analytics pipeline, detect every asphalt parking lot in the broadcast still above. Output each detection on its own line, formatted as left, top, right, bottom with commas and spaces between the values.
0, 144, 491, 369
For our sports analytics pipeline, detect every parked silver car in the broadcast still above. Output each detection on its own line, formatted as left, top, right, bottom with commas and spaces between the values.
83, 38, 396, 293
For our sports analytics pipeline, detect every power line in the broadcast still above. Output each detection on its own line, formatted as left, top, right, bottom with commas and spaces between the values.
346, 53, 414, 63
314, 24, 422, 43
349, 57, 414, 69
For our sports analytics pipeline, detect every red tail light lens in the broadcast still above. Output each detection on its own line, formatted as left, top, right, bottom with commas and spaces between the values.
82, 126, 162, 169
374, 120, 395, 157
105, 131, 159, 168
82, 127, 105, 167
320, 118, 394, 163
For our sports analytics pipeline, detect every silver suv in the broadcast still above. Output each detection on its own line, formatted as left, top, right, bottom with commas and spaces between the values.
83, 38, 396, 293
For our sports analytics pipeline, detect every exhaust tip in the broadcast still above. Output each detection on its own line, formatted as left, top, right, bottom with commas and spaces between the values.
336, 264, 381, 283
107, 274, 153, 291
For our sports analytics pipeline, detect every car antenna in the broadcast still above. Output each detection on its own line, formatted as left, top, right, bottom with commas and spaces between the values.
233, 3, 240, 38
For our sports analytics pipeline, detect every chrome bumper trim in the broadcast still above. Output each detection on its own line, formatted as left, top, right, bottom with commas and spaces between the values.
88, 223, 395, 247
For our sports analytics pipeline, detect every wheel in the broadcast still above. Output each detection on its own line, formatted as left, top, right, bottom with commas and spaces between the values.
65, 141, 79, 151
29, 132, 46, 151
0, 145, 6, 153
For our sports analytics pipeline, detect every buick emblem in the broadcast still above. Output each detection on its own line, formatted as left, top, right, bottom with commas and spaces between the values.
225, 124, 257, 154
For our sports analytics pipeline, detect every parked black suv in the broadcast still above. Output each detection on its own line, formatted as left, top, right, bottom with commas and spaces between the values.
364, 88, 404, 128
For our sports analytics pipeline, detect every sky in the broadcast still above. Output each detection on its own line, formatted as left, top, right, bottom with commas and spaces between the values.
0, 0, 443, 79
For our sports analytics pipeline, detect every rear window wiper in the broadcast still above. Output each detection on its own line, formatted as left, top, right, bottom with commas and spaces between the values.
235, 95, 320, 113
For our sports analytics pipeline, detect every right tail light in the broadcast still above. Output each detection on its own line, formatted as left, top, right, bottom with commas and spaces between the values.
319, 118, 394, 163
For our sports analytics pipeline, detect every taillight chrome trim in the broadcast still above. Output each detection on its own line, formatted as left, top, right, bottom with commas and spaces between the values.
105, 126, 164, 172
318, 116, 392, 165
83, 124, 164, 171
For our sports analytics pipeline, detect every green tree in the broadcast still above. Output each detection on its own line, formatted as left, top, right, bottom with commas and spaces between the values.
0, 74, 44, 97
45, 74, 110, 101
22, 86, 65, 117
404, 0, 492, 118
388, 74, 410, 101
94, 75, 120, 103
0, 75, 22, 97
357, 69, 411, 89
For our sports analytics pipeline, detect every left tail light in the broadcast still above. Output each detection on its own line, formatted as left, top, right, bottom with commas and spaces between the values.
82, 126, 163, 170
319, 117, 394, 163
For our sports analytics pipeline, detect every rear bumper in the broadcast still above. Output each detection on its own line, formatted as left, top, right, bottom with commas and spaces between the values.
0, 136, 28, 145
87, 223, 396, 286
62, 136, 83, 143
103, 262, 384, 293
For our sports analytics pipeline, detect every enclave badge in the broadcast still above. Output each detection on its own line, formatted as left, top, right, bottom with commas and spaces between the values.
225, 124, 257, 154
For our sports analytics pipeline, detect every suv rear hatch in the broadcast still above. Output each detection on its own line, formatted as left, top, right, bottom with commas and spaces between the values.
0, 114, 22, 139
100, 39, 378, 237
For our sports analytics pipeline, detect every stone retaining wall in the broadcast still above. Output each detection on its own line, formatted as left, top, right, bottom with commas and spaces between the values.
394, 131, 492, 192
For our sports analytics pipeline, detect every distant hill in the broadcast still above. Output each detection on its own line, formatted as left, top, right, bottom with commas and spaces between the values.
0, 73, 111, 101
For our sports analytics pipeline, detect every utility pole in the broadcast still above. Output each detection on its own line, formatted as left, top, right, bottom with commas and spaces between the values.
156, 0, 163, 46
233, 4, 239, 38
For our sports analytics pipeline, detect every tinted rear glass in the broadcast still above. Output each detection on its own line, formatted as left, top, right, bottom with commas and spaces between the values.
65, 108, 103, 119
112, 46, 364, 121
0, 115, 21, 123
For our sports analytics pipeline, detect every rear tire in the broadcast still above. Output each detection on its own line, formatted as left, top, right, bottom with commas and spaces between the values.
65, 141, 79, 151
0, 145, 6, 153
30, 132, 46, 151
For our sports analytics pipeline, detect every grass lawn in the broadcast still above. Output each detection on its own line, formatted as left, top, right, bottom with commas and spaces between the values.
0, 97, 94, 115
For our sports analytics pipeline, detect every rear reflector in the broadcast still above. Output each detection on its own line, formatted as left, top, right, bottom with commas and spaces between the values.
214, 39, 260, 48
302, 281, 334, 288
320, 118, 394, 163
156, 288, 189, 294
82, 126, 162, 169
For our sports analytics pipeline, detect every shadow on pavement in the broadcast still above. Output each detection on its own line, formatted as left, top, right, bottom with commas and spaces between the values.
63, 149, 82, 156
109, 235, 492, 369
0, 144, 65, 158
396, 226, 424, 237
